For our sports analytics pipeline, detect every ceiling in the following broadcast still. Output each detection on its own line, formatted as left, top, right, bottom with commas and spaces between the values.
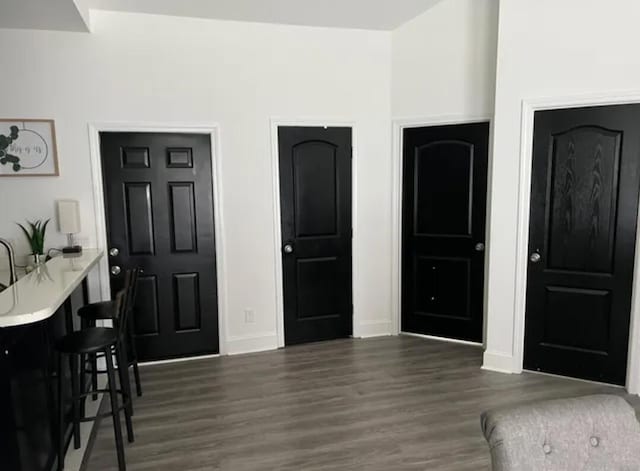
0, 0, 90, 32
0, 0, 444, 32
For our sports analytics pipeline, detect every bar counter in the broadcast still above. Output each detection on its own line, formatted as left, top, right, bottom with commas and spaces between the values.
0, 250, 104, 471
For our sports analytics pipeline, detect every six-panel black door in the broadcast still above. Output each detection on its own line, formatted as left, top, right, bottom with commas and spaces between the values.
278, 126, 353, 345
401, 123, 489, 342
101, 132, 219, 361
524, 105, 640, 385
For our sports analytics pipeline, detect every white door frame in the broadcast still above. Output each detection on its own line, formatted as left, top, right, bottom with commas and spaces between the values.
269, 118, 359, 348
391, 115, 492, 344
512, 91, 640, 393
87, 122, 229, 354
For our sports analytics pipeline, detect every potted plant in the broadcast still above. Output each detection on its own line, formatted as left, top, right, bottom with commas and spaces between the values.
17, 219, 50, 265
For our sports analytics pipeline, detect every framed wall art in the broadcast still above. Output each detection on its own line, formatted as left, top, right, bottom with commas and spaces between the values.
0, 119, 59, 177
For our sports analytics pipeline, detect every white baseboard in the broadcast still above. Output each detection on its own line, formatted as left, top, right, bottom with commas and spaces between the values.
355, 320, 393, 338
482, 350, 517, 374
400, 331, 483, 347
139, 353, 220, 366
225, 332, 279, 355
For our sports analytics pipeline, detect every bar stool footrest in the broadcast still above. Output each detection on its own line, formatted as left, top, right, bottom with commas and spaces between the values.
79, 404, 131, 423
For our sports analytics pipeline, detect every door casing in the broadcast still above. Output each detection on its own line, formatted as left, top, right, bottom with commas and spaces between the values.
88, 122, 228, 356
391, 115, 493, 347
270, 118, 359, 348
498, 91, 640, 394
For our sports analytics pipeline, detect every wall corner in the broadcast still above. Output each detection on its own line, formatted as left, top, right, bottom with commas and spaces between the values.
482, 349, 518, 374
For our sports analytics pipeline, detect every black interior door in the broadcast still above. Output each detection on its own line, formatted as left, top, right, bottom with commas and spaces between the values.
101, 132, 219, 361
524, 105, 640, 385
278, 126, 352, 345
401, 122, 489, 342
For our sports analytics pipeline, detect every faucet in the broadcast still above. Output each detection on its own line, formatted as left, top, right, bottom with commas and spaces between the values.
0, 238, 17, 286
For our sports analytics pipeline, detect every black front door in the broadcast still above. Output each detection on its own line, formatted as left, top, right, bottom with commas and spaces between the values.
278, 126, 352, 345
401, 122, 489, 342
101, 132, 219, 361
524, 105, 640, 385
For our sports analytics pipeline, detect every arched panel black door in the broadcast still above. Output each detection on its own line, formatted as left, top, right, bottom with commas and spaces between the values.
278, 126, 352, 345
525, 105, 640, 385
402, 122, 489, 342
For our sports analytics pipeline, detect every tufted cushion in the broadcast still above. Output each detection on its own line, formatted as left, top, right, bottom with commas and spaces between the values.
481, 395, 640, 471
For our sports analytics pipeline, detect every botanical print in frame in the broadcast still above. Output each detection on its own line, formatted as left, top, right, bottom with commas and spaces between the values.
0, 119, 59, 176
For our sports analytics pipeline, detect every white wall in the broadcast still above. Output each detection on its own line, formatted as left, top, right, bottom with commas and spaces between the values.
0, 11, 392, 354
484, 0, 640, 372
391, 0, 498, 119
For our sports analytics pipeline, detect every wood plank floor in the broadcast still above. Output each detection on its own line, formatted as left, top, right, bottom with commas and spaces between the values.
85, 336, 640, 470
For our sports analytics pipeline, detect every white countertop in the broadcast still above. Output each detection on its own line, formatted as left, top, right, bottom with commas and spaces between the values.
0, 249, 104, 328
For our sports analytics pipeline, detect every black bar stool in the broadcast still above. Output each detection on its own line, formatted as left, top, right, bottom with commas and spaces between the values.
78, 269, 142, 402
55, 270, 137, 471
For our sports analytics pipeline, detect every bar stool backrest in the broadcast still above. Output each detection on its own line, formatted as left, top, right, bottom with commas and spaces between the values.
115, 268, 140, 339
113, 289, 127, 335
126, 267, 141, 320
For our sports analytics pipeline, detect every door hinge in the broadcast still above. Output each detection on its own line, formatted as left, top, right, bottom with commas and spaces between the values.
350, 146, 353, 159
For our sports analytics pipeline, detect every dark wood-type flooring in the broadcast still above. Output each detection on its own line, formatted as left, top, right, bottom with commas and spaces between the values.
85, 336, 640, 470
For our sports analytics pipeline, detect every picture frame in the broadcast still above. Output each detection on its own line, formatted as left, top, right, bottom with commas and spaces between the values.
0, 119, 59, 177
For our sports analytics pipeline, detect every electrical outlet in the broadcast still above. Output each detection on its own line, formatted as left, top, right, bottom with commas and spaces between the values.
244, 309, 255, 323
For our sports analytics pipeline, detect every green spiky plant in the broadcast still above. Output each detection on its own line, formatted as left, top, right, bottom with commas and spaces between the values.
17, 219, 50, 255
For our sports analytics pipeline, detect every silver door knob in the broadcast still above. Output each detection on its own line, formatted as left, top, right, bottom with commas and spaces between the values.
110, 265, 121, 276
109, 247, 119, 257
530, 252, 541, 263
283, 244, 294, 254
475, 242, 485, 252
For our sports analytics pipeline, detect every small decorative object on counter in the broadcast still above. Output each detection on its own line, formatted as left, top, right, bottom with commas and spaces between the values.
17, 219, 50, 265
57, 200, 82, 254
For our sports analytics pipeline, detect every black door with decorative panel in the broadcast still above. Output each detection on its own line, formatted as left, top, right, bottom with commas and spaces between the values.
278, 126, 352, 345
101, 132, 218, 360
401, 122, 489, 342
524, 105, 640, 385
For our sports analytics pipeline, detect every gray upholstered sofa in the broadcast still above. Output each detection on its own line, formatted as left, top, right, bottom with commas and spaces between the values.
481, 395, 640, 470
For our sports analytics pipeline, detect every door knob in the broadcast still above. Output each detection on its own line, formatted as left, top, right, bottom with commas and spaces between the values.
110, 265, 121, 276
474, 242, 485, 252
283, 244, 294, 254
109, 247, 119, 257
530, 252, 541, 263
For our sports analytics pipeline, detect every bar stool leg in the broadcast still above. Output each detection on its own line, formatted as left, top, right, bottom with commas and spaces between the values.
79, 353, 87, 413
127, 316, 142, 397
105, 347, 126, 471
70, 354, 81, 450
91, 319, 98, 401
90, 352, 98, 401
116, 342, 135, 442
57, 352, 65, 471
116, 343, 134, 418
